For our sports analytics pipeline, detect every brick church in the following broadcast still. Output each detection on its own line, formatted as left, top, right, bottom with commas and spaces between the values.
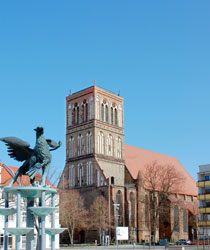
59, 85, 198, 243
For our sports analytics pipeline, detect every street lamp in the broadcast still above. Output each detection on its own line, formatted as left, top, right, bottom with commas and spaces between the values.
113, 203, 120, 250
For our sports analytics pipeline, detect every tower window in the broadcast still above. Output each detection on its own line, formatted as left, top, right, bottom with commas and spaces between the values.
72, 104, 79, 125
111, 107, 113, 124
106, 134, 113, 156
86, 161, 93, 185
69, 136, 75, 158
98, 132, 104, 154
67, 104, 72, 126
82, 101, 89, 122
114, 108, 118, 126
116, 137, 122, 158
76, 107, 79, 124
101, 103, 104, 121
111, 176, 115, 185
96, 96, 100, 120
72, 107, 76, 125
82, 104, 85, 122
78, 134, 83, 156
85, 103, 88, 121
69, 164, 75, 187
78, 164, 83, 187
86, 132, 92, 154
105, 105, 108, 123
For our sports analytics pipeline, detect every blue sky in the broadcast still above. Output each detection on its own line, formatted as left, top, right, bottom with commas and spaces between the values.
0, 1, 210, 182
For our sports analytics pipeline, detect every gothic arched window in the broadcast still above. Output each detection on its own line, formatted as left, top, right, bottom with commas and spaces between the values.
130, 192, 135, 228
116, 137, 122, 158
86, 103, 88, 121
82, 100, 89, 122
101, 103, 104, 121
111, 107, 113, 124
114, 108, 118, 126
72, 107, 76, 125
69, 136, 75, 158
90, 96, 94, 119
105, 105, 108, 123
98, 132, 104, 154
183, 210, 188, 232
86, 161, 93, 185
145, 195, 149, 228
78, 134, 83, 156
82, 104, 85, 122
68, 104, 72, 126
106, 134, 113, 156
78, 164, 83, 187
72, 104, 80, 125
69, 164, 75, 187
111, 176, 115, 184
77, 106, 80, 124
96, 96, 100, 120
174, 205, 179, 232
86, 132, 92, 154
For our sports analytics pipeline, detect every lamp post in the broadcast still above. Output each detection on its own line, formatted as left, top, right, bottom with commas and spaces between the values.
113, 203, 120, 250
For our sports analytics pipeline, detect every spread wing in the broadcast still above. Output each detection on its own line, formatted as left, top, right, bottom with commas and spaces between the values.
46, 139, 62, 151
0, 137, 33, 162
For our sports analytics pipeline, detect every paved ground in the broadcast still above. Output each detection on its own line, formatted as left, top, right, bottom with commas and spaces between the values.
60, 245, 210, 250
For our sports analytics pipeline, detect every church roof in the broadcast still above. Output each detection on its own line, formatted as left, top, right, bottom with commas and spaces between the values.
124, 144, 197, 196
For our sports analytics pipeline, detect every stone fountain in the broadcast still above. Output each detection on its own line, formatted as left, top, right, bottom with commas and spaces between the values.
0, 127, 66, 250
0, 186, 66, 250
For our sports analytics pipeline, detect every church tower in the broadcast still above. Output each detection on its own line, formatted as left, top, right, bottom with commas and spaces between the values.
64, 85, 125, 190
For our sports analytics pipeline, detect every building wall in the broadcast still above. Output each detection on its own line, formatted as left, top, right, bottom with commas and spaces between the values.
97, 159, 124, 186
198, 164, 210, 236
65, 158, 107, 189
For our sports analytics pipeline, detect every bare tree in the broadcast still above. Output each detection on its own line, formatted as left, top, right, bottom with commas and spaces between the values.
59, 189, 89, 245
89, 195, 112, 245
142, 161, 184, 243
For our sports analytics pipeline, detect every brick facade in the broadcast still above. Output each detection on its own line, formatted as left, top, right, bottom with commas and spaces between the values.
59, 85, 198, 244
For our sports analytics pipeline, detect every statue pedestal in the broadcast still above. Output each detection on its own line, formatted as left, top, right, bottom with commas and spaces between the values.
1, 186, 66, 250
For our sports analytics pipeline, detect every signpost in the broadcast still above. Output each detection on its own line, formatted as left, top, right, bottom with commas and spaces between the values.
116, 227, 129, 241
115, 226, 129, 250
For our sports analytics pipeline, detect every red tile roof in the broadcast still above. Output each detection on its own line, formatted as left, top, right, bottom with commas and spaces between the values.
0, 162, 54, 188
125, 144, 197, 196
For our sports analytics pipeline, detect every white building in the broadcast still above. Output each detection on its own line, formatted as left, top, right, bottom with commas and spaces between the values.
0, 162, 60, 249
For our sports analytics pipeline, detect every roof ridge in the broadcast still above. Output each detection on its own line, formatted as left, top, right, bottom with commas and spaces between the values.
125, 144, 177, 159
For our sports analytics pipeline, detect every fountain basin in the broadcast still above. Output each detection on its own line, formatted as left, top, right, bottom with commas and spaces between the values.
0, 208, 16, 216
29, 207, 58, 216
6, 227, 34, 236
4, 186, 57, 198
45, 228, 67, 236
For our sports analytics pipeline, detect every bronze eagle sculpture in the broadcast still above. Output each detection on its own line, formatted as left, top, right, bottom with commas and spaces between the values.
0, 126, 61, 187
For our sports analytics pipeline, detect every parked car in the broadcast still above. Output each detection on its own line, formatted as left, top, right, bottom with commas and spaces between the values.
159, 239, 169, 246
176, 239, 191, 245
